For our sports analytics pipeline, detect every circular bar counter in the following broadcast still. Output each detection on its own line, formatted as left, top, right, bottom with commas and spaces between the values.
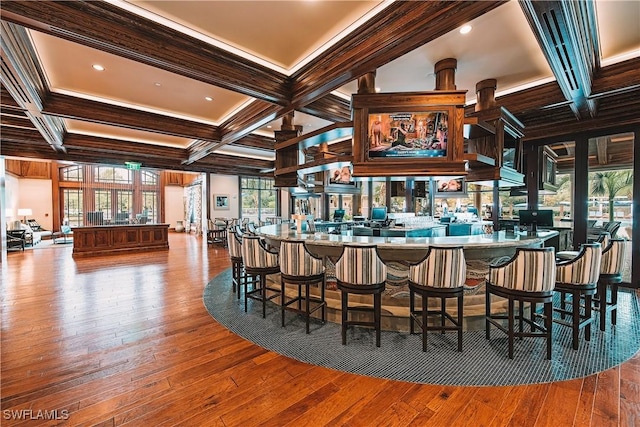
256, 224, 559, 331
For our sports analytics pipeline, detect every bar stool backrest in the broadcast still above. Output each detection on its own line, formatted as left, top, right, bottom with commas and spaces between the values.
596, 232, 610, 249
280, 240, 323, 277
241, 235, 279, 269
228, 227, 243, 259
246, 222, 257, 235
489, 247, 556, 292
600, 238, 627, 276
556, 243, 602, 285
335, 245, 387, 286
409, 246, 466, 288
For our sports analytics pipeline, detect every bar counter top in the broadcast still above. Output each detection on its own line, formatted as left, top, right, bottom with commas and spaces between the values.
257, 224, 558, 263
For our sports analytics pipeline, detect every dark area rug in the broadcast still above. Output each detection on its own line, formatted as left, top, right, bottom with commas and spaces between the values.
203, 269, 640, 386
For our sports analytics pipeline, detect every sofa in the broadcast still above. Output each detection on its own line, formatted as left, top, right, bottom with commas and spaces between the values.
7, 220, 52, 246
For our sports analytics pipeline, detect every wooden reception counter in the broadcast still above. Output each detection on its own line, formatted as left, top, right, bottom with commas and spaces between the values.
72, 223, 169, 257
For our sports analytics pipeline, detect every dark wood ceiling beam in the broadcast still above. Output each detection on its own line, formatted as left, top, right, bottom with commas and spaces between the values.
42, 93, 222, 142
63, 134, 271, 174
0, 1, 290, 104
1, 21, 66, 153
522, 89, 640, 141
519, 1, 599, 119
186, 100, 285, 164
0, 113, 34, 129
232, 134, 275, 151
290, 1, 507, 108
0, 86, 22, 110
298, 93, 351, 123
592, 58, 640, 96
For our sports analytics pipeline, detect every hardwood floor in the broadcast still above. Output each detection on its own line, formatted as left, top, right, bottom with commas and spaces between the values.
1, 233, 639, 426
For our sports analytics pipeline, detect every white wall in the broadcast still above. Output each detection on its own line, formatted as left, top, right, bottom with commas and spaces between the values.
164, 185, 184, 230
210, 174, 239, 219
3, 175, 54, 231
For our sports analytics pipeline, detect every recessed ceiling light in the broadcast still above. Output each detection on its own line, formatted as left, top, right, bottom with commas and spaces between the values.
92, 64, 105, 71
267, 125, 272, 129
460, 25, 472, 35
205, 96, 213, 101
154, 82, 161, 87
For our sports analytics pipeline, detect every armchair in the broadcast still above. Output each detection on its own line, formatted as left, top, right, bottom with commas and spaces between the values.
7, 230, 26, 251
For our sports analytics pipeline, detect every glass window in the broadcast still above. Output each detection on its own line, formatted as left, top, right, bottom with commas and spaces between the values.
59, 164, 161, 226
61, 165, 83, 182
62, 189, 83, 226
141, 170, 158, 185
96, 166, 132, 183
240, 177, 277, 223
141, 191, 157, 223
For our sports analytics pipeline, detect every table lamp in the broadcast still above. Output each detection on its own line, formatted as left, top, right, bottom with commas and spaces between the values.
17, 208, 32, 223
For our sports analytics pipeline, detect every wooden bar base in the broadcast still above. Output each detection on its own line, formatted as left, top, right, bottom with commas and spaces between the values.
72, 224, 169, 257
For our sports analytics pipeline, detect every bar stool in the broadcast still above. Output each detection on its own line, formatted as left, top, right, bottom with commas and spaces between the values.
555, 243, 602, 350
408, 246, 466, 352
596, 238, 627, 331
557, 232, 608, 261
335, 245, 387, 347
241, 235, 281, 318
486, 247, 556, 359
208, 219, 228, 247
280, 240, 326, 333
228, 225, 253, 300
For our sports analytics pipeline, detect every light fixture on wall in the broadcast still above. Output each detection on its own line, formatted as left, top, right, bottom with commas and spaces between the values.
17, 208, 32, 223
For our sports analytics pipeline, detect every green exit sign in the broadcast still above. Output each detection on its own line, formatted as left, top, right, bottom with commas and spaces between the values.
125, 161, 142, 170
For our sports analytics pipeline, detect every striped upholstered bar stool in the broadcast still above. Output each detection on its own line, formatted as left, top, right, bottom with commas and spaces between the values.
555, 243, 602, 350
279, 240, 326, 334
486, 247, 556, 359
228, 225, 253, 300
335, 244, 387, 347
557, 231, 608, 261
241, 235, 281, 318
596, 238, 627, 331
408, 246, 466, 352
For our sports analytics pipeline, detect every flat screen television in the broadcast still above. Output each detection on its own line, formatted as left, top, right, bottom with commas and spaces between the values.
370, 206, 388, 222
329, 166, 353, 184
350, 91, 467, 178
86, 211, 104, 225
435, 177, 466, 197
518, 209, 554, 233
333, 209, 345, 222
367, 111, 448, 159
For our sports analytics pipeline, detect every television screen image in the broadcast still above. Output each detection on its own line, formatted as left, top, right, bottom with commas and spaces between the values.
370, 206, 388, 222
329, 166, 353, 184
435, 177, 466, 197
368, 111, 448, 158
518, 209, 554, 232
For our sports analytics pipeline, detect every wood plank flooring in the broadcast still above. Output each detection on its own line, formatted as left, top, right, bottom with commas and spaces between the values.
1, 233, 638, 426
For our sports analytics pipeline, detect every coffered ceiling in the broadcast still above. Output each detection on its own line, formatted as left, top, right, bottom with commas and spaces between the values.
1, 0, 639, 176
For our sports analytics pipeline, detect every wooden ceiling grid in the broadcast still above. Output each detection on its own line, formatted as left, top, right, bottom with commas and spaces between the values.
1, 0, 638, 176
